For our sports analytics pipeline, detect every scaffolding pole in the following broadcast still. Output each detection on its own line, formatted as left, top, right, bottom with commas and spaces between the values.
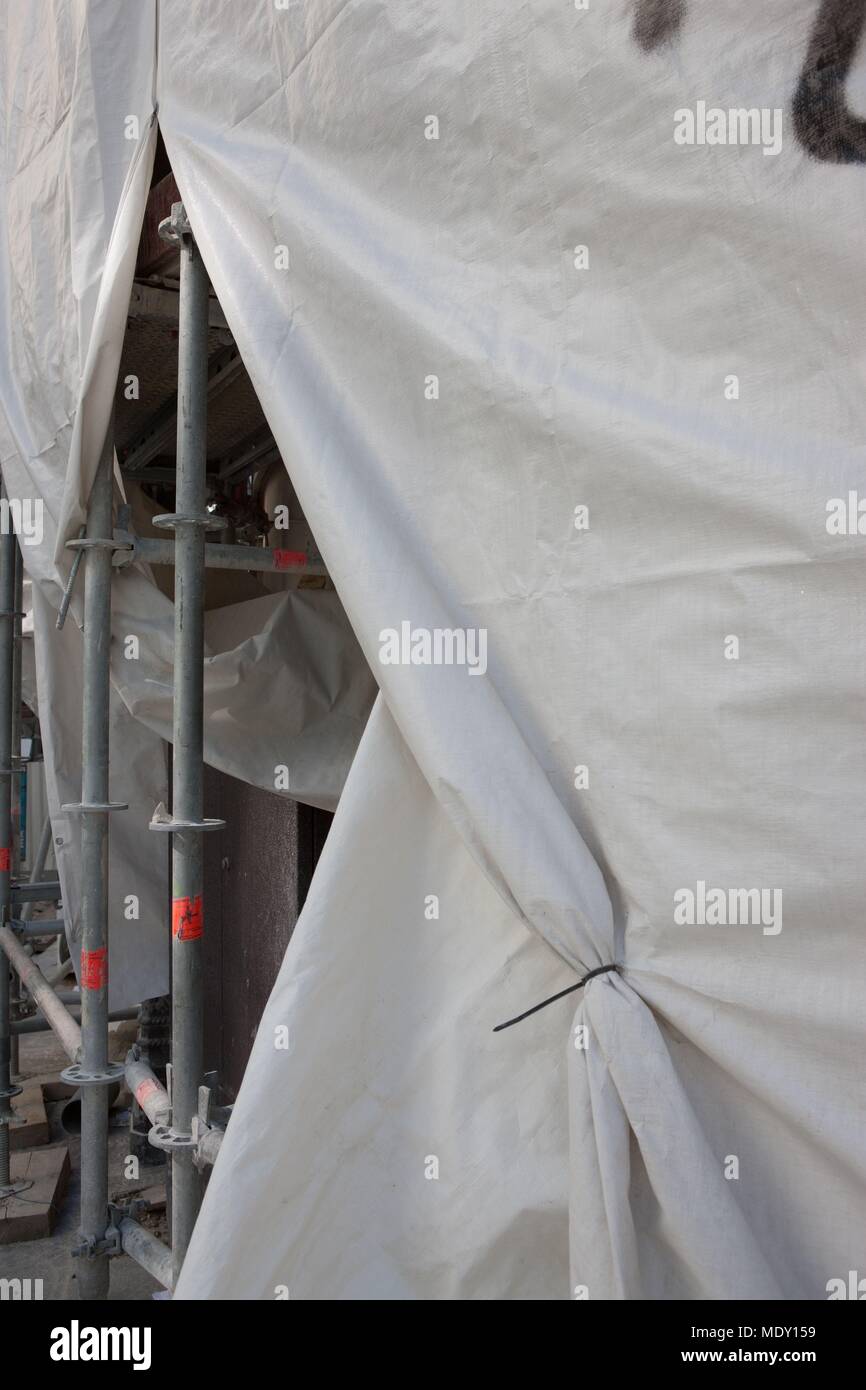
8, 545, 23, 1077
61, 426, 127, 1299
12, 1008, 135, 1036
1, 214, 237, 1289
114, 533, 327, 577
118, 1217, 173, 1291
149, 203, 224, 1285
0, 925, 82, 1059
0, 217, 247, 1288
0, 502, 21, 1192
10, 544, 22, 870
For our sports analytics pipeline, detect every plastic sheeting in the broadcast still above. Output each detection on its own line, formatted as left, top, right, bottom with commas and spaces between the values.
164, 0, 866, 1298
0, 1, 170, 1005
0, 2, 376, 1003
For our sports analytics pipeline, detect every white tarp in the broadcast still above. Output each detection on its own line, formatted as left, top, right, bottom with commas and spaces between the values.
157, 0, 866, 1299
0, 2, 375, 1004
0, 1, 169, 1005
3, 0, 865, 1297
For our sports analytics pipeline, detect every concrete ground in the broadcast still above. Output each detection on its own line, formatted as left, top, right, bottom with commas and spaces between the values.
1, 1019, 167, 1301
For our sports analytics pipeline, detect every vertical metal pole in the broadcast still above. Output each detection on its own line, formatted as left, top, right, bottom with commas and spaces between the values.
11, 545, 21, 869
8, 544, 23, 1077
0, 497, 17, 1189
74, 429, 117, 1300
168, 214, 210, 1282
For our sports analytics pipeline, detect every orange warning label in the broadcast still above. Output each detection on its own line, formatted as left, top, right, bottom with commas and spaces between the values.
0, 847, 9, 872
80, 947, 108, 991
135, 1078, 160, 1107
172, 895, 203, 941
273, 549, 307, 570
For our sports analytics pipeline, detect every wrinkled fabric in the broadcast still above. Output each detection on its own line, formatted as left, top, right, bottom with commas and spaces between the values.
29, 587, 171, 1009
169, 0, 866, 1299
0, 2, 375, 1002
0, 0, 169, 1002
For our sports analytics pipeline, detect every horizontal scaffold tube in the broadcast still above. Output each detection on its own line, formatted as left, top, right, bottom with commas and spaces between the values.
11, 918, 65, 939
0, 925, 81, 1060
118, 1217, 173, 1291
120, 534, 327, 577
196, 1124, 223, 1168
12, 1008, 136, 1036
125, 1049, 171, 1126
10, 881, 62, 904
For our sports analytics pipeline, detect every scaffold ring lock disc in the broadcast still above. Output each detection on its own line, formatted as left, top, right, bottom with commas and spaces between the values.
60, 1061, 126, 1088
151, 512, 225, 533
148, 1122, 196, 1153
61, 801, 129, 815
65, 537, 133, 553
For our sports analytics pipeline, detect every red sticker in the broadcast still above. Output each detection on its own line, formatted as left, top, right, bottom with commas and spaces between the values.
0, 847, 9, 872
273, 549, 307, 570
80, 947, 108, 991
172, 895, 203, 941
135, 1078, 160, 1106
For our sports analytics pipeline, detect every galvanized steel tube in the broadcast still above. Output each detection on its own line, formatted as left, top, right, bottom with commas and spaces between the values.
75, 429, 115, 1300
169, 224, 210, 1281
0, 508, 15, 1187
125, 1049, 171, 1127
119, 1217, 173, 1291
0, 925, 81, 1060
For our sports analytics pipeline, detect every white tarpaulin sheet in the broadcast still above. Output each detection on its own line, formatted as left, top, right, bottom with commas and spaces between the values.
0, 1, 170, 1005
0, 2, 375, 1004
151, 0, 866, 1299
2, 0, 864, 1297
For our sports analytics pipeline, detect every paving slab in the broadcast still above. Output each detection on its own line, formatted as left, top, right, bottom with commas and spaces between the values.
9, 1080, 51, 1150
0, 1145, 70, 1244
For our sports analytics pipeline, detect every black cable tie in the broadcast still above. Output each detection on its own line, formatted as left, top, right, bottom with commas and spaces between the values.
493, 963, 619, 1033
